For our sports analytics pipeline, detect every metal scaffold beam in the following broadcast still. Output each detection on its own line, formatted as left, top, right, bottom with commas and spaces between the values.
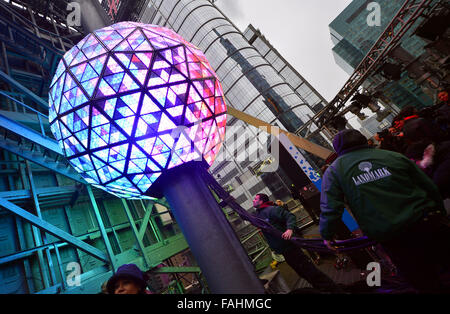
0, 197, 109, 263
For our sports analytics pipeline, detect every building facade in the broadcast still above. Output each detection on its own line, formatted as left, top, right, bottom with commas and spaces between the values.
329, 0, 434, 110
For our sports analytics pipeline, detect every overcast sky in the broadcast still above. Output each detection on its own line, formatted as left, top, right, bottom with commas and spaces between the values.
215, 0, 353, 102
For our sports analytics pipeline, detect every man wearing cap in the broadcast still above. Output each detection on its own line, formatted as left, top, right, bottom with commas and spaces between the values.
106, 264, 149, 294
320, 129, 450, 293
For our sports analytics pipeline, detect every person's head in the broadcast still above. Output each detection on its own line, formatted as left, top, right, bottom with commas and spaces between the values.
332, 129, 368, 156
253, 193, 269, 208
106, 264, 147, 294
275, 200, 284, 206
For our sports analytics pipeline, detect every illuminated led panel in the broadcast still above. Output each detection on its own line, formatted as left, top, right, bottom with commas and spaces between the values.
48, 22, 227, 199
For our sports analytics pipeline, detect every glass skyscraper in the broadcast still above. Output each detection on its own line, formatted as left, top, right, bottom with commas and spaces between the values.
138, 0, 327, 209
329, 0, 434, 110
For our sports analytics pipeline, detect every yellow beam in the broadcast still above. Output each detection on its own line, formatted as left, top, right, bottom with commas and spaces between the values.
227, 107, 333, 160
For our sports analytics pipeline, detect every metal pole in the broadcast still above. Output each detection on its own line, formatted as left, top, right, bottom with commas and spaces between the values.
156, 162, 265, 294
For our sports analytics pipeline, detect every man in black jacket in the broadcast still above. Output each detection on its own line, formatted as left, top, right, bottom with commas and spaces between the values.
253, 193, 342, 293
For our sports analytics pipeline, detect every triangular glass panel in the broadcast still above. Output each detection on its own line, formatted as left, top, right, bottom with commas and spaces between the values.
171, 46, 185, 65
149, 87, 168, 107
203, 80, 215, 98
148, 70, 168, 86
59, 119, 72, 139
109, 143, 129, 162
59, 94, 73, 115
109, 160, 126, 173
175, 62, 189, 78
136, 175, 152, 194
130, 144, 147, 159
184, 106, 196, 124
152, 137, 171, 155
127, 161, 143, 174
97, 30, 125, 50
166, 105, 184, 119
141, 94, 161, 114
160, 49, 173, 65
130, 69, 147, 85
63, 73, 77, 93
157, 113, 177, 132
98, 166, 115, 183
113, 38, 134, 52
187, 85, 202, 104
135, 38, 153, 51
146, 172, 161, 184
81, 77, 99, 97
158, 133, 175, 150
82, 38, 106, 59
126, 29, 146, 50
79, 154, 95, 172
63, 136, 83, 157
115, 26, 135, 39
90, 130, 108, 149
70, 62, 87, 83
96, 79, 116, 97
104, 56, 124, 76
104, 72, 125, 93
134, 52, 152, 68
152, 152, 170, 168
132, 174, 144, 185
115, 52, 133, 69
97, 98, 117, 119
168, 153, 184, 169
215, 97, 226, 114
148, 35, 169, 50
109, 125, 128, 144
128, 53, 149, 70
119, 73, 140, 93
119, 93, 140, 115
170, 83, 188, 100
74, 129, 89, 148
169, 67, 187, 83
51, 61, 66, 88
185, 47, 200, 63
134, 158, 148, 172
50, 122, 61, 141
152, 53, 171, 70
71, 49, 87, 66
93, 147, 110, 163
135, 118, 148, 137
90, 55, 107, 75
63, 46, 79, 69
108, 166, 122, 180
92, 123, 111, 143
146, 159, 160, 171
84, 170, 100, 184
